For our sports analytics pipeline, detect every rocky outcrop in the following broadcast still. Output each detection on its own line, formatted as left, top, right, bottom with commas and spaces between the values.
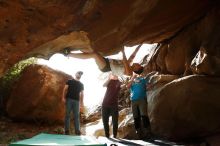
145, 7, 220, 76
6, 64, 70, 123
138, 5, 220, 142
191, 47, 220, 76
148, 75, 220, 141
0, 0, 214, 77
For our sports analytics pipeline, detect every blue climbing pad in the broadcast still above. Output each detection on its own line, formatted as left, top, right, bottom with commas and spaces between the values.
9, 133, 107, 146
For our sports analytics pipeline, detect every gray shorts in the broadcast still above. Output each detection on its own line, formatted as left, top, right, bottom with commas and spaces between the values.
131, 98, 148, 118
100, 58, 124, 77
100, 57, 111, 72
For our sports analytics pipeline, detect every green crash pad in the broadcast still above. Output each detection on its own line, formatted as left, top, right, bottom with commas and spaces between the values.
9, 133, 107, 146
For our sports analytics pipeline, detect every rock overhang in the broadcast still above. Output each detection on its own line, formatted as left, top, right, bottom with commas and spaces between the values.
0, 0, 214, 77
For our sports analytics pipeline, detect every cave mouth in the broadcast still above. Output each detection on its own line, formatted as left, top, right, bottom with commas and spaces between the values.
0, 43, 155, 115
37, 44, 155, 111
0, 43, 159, 145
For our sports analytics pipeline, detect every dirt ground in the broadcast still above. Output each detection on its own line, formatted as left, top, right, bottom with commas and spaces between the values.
0, 116, 68, 144
0, 115, 188, 146
0, 116, 166, 146
0, 106, 99, 145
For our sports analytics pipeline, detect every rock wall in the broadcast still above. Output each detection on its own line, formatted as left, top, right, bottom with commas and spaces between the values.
144, 6, 220, 142
145, 7, 220, 76
0, 0, 213, 77
148, 75, 220, 141
6, 65, 70, 123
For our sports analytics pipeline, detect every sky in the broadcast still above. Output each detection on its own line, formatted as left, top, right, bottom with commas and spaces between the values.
37, 44, 155, 110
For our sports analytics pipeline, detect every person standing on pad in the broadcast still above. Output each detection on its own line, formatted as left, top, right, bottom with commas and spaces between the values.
62, 71, 84, 135
102, 73, 122, 138
126, 66, 151, 139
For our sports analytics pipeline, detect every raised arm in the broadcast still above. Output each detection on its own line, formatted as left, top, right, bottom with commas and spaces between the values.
126, 74, 137, 89
122, 49, 133, 76
127, 43, 143, 64
68, 52, 107, 72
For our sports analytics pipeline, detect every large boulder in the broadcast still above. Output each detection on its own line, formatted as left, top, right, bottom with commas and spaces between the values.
148, 75, 220, 141
6, 64, 70, 123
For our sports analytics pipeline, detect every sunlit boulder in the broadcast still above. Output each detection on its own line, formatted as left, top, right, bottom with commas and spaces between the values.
148, 75, 220, 141
6, 64, 70, 123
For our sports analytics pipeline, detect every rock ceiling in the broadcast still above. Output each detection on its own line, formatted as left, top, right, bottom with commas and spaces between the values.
0, 0, 215, 77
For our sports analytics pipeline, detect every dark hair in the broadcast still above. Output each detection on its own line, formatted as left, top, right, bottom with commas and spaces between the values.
133, 67, 144, 75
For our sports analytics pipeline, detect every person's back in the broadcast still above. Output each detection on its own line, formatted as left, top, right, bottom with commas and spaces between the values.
66, 79, 83, 101
62, 71, 84, 135
102, 79, 121, 108
101, 74, 121, 138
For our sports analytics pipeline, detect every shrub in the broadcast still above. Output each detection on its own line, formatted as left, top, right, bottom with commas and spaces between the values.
0, 57, 37, 112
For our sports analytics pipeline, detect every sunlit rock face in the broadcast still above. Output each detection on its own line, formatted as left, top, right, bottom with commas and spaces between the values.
0, 0, 212, 77
117, 108, 137, 139
6, 65, 70, 123
148, 75, 220, 141
191, 47, 220, 76
145, 7, 220, 76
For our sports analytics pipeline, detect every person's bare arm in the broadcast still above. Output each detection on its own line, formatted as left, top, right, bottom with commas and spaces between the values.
67, 52, 94, 59
127, 43, 143, 64
62, 85, 68, 103
122, 49, 133, 76
80, 91, 84, 104
103, 78, 111, 87
68, 52, 107, 71
80, 90, 84, 112
126, 74, 137, 89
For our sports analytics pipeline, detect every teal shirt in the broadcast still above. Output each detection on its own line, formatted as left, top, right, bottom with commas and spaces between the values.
130, 77, 148, 101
